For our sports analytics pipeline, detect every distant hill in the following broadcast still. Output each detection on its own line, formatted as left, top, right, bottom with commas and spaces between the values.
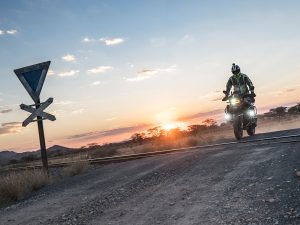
0, 151, 18, 165
0, 145, 74, 166
0, 150, 36, 166
47, 145, 74, 156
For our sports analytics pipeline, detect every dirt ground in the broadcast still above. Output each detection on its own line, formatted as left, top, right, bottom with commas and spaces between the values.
0, 128, 300, 225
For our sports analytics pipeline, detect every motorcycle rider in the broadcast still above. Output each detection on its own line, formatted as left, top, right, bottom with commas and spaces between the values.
222, 63, 256, 103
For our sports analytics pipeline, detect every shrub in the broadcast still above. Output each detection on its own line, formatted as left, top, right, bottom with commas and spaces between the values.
0, 169, 49, 207
20, 154, 39, 162
185, 137, 200, 147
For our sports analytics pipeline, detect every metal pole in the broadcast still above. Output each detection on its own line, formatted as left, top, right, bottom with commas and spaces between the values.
36, 98, 48, 172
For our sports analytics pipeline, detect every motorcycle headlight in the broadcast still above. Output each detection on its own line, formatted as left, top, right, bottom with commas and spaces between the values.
248, 110, 256, 117
230, 98, 240, 105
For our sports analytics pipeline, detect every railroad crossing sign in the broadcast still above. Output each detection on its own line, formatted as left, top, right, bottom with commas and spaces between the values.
14, 61, 55, 172
20, 97, 56, 127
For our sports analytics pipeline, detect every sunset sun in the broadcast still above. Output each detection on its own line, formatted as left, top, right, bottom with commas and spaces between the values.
162, 123, 177, 131
161, 122, 187, 131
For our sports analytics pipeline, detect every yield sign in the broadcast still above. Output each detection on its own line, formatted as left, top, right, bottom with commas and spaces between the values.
14, 61, 51, 103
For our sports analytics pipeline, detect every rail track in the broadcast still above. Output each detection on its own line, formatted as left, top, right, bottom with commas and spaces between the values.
2, 133, 300, 172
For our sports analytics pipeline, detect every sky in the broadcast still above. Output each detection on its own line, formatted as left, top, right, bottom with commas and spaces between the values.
1, 0, 300, 152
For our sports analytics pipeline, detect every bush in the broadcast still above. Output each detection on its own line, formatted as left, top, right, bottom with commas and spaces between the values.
20, 154, 39, 162
185, 137, 200, 147
0, 169, 49, 207
62, 161, 90, 177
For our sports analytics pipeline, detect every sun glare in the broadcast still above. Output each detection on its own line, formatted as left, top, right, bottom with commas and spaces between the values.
162, 123, 177, 131
162, 122, 186, 131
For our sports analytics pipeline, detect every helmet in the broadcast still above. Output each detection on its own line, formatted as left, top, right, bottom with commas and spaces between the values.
231, 63, 240, 75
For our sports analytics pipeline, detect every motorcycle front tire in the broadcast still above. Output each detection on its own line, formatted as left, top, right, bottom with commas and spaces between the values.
233, 116, 243, 140
247, 126, 255, 136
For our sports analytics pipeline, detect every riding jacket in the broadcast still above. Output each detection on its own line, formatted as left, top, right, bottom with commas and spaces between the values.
225, 73, 255, 96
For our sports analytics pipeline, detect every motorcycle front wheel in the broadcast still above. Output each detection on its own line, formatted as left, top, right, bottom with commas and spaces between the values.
233, 116, 243, 140
247, 126, 255, 136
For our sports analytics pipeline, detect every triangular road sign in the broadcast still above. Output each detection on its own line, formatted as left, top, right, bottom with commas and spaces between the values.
14, 61, 51, 103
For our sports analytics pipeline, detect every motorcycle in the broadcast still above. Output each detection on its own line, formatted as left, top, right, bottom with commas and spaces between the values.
223, 91, 257, 140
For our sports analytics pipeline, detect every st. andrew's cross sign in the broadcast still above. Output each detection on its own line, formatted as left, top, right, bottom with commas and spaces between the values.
20, 97, 56, 127
14, 61, 56, 171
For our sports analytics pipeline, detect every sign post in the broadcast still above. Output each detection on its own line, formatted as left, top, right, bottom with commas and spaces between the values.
14, 61, 55, 172
36, 98, 48, 171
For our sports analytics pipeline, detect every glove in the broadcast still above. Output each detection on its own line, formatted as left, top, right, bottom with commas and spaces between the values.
222, 96, 228, 101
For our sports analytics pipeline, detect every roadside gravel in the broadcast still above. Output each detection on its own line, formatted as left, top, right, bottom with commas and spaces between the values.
1, 129, 300, 225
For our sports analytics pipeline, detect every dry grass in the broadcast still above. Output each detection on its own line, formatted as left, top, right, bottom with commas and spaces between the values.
116, 131, 231, 156
62, 161, 90, 177
115, 116, 300, 157
0, 169, 49, 207
256, 116, 300, 134
49, 152, 90, 165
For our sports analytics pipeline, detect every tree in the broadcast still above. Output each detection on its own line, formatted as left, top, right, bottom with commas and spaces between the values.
187, 125, 207, 136
147, 126, 165, 138
269, 106, 287, 120
288, 103, 300, 114
87, 143, 101, 149
202, 118, 217, 128
130, 132, 146, 144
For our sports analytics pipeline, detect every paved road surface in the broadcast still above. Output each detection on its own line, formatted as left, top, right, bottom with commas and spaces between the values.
1, 129, 300, 225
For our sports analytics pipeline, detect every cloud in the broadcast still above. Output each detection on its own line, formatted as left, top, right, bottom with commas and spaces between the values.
48, 69, 55, 75
81, 37, 125, 46
158, 65, 177, 73
138, 69, 159, 76
199, 91, 222, 100
125, 76, 151, 82
125, 65, 177, 82
67, 124, 149, 140
71, 108, 84, 115
0, 122, 22, 135
0, 29, 18, 36
87, 66, 112, 74
58, 70, 79, 77
91, 81, 101, 86
178, 109, 223, 121
54, 100, 73, 105
6, 29, 17, 35
275, 88, 297, 96
125, 69, 158, 82
81, 37, 96, 43
50, 109, 66, 118
100, 38, 124, 46
0, 109, 12, 114
62, 54, 76, 62
286, 88, 296, 92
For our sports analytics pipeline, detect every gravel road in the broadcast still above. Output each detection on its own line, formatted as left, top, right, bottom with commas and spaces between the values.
1, 129, 300, 225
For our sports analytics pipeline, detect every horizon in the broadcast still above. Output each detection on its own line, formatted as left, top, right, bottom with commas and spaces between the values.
1, 102, 298, 153
1, 0, 300, 152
